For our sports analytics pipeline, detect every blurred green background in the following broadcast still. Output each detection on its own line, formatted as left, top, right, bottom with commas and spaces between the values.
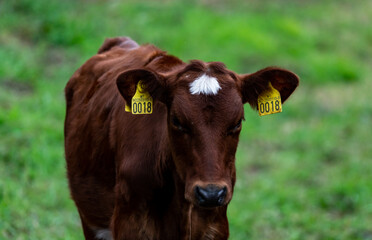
1, 0, 371, 239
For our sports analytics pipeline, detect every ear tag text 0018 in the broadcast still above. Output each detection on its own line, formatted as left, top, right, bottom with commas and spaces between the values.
257, 82, 282, 116
129, 80, 153, 114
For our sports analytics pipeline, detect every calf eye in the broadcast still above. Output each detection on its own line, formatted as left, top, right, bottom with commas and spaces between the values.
227, 119, 243, 136
171, 116, 190, 133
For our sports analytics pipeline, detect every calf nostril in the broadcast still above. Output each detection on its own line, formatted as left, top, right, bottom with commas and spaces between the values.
216, 187, 227, 205
195, 186, 208, 201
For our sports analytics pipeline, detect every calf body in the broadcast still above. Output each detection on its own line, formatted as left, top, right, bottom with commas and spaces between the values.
64, 37, 299, 240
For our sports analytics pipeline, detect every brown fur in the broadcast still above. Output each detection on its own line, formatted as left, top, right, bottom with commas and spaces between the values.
64, 37, 299, 240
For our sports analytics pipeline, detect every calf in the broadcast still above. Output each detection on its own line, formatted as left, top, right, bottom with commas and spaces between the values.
64, 37, 299, 240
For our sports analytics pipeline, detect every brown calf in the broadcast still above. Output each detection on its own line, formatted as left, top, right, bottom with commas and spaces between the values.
64, 37, 299, 240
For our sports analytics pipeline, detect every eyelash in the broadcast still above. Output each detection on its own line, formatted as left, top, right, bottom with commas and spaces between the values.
171, 116, 190, 133
227, 119, 243, 136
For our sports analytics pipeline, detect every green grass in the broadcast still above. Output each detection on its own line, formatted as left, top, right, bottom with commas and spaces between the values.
1, 0, 372, 239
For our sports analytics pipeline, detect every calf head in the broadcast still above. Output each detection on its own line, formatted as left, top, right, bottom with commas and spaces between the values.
117, 60, 298, 208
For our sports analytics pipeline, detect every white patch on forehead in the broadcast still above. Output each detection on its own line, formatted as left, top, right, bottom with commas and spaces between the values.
95, 229, 113, 240
189, 74, 221, 95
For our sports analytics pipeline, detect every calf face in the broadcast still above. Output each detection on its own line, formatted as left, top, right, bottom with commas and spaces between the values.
117, 60, 298, 209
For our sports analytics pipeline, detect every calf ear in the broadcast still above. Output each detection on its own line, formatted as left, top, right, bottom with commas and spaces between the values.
239, 67, 299, 109
116, 69, 167, 105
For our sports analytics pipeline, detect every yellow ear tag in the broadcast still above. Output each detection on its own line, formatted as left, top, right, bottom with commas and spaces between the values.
131, 80, 153, 114
125, 104, 131, 112
257, 82, 282, 116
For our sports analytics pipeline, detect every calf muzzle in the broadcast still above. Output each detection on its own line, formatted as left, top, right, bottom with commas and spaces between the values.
194, 185, 227, 208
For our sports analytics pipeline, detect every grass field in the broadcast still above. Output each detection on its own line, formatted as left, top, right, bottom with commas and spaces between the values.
1, 0, 372, 239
